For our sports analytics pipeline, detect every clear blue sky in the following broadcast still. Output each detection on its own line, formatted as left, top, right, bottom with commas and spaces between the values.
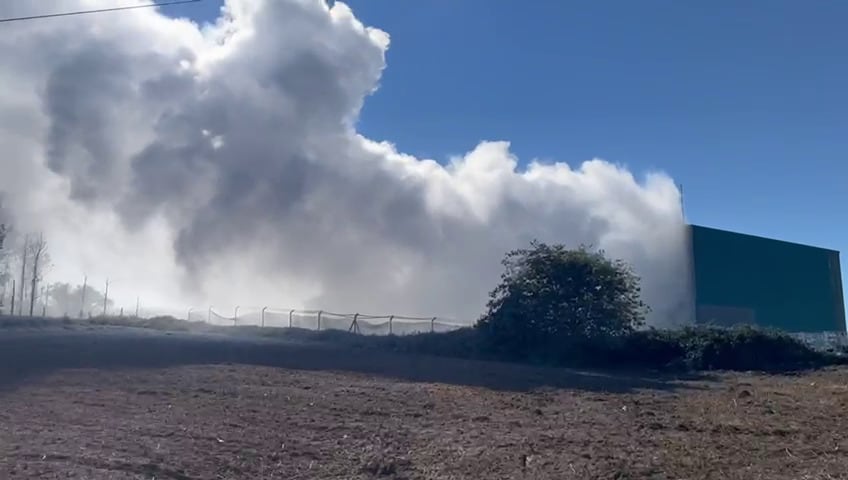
163, 0, 848, 298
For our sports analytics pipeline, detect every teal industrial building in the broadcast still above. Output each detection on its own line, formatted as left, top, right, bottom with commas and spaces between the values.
688, 225, 845, 333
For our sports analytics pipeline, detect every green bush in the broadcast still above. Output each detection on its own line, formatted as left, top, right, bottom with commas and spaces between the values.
367, 328, 484, 357
590, 328, 688, 370
477, 241, 647, 361
673, 325, 829, 371
573, 326, 836, 372
88, 315, 207, 332
343, 324, 835, 373
476, 241, 647, 361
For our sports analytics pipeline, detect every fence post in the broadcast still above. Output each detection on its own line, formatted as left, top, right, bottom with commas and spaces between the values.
187, 307, 193, 322
261, 306, 268, 328
234, 306, 240, 326
317, 310, 323, 331
289, 309, 294, 328
431, 317, 436, 333
389, 315, 394, 335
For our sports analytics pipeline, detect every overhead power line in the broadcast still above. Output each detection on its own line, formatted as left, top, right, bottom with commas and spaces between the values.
0, 0, 204, 24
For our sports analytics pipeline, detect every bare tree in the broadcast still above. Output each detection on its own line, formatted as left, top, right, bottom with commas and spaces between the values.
0, 223, 7, 315
80, 275, 87, 318
0, 197, 11, 314
18, 234, 28, 315
103, 278, 110, 316
101, 280, 114, 317
28, 234, 48, 317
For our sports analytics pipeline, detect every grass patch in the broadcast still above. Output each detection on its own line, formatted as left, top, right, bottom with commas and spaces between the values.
0, 315, 77, 329
3, 314, 843, 373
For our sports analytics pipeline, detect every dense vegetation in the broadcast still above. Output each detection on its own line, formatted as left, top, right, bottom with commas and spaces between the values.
2, 241, 843, 372
347, 241, 843, 372
367, 324, 834, 372
466, 240, 838, 371
476, 241, 647, 362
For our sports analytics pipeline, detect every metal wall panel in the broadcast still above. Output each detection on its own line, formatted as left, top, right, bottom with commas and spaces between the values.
690, 225, 846, 333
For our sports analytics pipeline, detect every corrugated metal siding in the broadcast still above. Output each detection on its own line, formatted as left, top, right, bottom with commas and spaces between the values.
690, 225, 846, 333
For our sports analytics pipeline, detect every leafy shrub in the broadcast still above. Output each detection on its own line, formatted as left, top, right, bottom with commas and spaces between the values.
344, 324, 835, 373
673, 325, 829, 371
476, 241, 647, 360
581, 326, 836, 372
595, 328, 689, 370
88, 315, 205, 332
368, 328, 484, 358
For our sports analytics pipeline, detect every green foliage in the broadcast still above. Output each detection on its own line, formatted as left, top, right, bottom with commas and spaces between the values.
28, 313, 839, 373
580, 328, 688, 370
574, 326, 838, 372
467, 241, 835, 371
476, 241, 647, 359
671, 325, 829, 371
368, 328, 483, 358
93, 315, 203, 332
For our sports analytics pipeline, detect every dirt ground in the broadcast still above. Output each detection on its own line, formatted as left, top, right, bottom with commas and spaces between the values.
1, 325, 847, 479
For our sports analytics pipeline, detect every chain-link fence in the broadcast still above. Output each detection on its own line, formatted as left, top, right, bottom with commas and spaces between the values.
184, 306, 465, 336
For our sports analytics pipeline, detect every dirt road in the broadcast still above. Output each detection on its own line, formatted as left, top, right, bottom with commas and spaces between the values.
1, 325, 847, 479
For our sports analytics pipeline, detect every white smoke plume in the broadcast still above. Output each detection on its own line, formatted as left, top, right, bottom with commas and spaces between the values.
0, 0, 692, 325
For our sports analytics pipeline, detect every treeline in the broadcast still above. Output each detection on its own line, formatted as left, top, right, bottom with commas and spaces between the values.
0, 224, 113, 317
0, 226, 49, 316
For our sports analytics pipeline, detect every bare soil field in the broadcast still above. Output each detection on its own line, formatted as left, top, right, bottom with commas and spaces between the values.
1, 325, 847, 479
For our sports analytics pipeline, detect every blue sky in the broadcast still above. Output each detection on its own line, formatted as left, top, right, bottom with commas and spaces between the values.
163, 0, 847, 292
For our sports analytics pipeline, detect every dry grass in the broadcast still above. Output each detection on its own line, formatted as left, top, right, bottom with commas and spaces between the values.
2, 365, 848, 479
0, 326, 847, 479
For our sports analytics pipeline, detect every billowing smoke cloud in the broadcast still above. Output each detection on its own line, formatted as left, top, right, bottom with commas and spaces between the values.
0, 0, 693, 324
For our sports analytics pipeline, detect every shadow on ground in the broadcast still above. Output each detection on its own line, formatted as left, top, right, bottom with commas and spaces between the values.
0, 323, 710, 395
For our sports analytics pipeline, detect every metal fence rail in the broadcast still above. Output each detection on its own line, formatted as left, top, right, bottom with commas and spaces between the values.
184, 306, 465, 336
